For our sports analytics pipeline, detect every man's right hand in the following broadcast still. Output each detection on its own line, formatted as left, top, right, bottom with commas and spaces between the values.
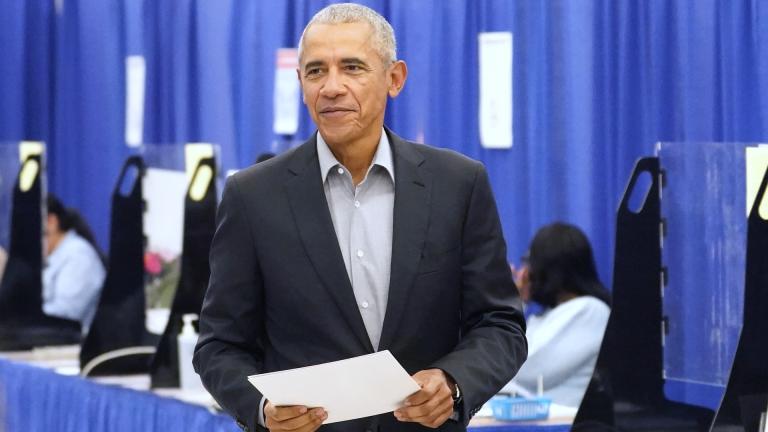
264, 401, 327, 431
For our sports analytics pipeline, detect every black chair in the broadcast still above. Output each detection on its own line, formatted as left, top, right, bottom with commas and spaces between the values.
80, 156, 157, 375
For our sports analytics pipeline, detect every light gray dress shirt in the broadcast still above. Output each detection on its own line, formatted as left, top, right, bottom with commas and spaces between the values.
316, 130, 395, 351
258, 130, 395, 426
43, 230, 106, 333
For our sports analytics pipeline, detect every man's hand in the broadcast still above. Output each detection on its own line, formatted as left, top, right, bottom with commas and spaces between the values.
264, 401, 327, 431
394, 369, 456, 428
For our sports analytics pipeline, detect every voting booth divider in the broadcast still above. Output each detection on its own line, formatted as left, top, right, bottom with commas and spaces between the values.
0, 142, 81, 350
576, 144, 768, 432
81, 144, 220, 377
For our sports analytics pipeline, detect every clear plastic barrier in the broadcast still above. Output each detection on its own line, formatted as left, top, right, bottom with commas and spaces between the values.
0, 142, 20, 252
658, 142, 750, 407
136, 143, 220, 309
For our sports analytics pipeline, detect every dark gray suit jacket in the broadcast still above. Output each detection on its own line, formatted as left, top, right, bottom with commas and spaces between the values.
193, 129, 527, 432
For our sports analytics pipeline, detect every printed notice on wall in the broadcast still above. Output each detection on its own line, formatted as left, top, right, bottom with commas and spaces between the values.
478, 32, 513, 149
273, 48, 300, 135
125, 56, 146, 147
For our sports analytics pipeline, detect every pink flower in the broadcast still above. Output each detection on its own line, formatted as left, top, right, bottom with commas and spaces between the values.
145, 252, 163, 275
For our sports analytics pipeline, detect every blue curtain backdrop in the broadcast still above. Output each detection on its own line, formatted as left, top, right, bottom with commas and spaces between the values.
1, 0, 767, 291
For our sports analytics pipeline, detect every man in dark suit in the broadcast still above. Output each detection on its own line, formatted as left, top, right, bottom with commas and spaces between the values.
193, 4, 527, 432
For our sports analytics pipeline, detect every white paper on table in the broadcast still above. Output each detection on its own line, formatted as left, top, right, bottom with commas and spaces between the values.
478, 32, 513, 149
247, 350, 420, 424
549, 402, 578, 419
746, 145, 768, 218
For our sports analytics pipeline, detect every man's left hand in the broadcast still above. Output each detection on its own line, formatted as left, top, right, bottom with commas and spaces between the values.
394, 369, 455, 428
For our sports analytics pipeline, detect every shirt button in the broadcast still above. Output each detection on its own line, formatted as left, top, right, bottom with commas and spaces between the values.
361, 301, 369, 308
337, 167, 344, 175
357, 249, 364, 258
354, 200, 360, 208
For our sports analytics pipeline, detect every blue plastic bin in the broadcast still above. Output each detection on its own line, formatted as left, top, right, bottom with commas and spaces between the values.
489, 395, 551, 421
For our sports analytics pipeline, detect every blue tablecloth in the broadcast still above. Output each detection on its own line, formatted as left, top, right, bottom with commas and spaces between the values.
0, 359, 239, 432
0, 359, 569, 432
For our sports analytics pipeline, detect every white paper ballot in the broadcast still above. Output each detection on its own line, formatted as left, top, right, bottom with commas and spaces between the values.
247, 350, 420, 424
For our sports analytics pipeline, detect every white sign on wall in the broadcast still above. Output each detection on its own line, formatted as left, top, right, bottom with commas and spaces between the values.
478, 32, 513, 149
125, 55, 146, 147
273, 48, 300, 135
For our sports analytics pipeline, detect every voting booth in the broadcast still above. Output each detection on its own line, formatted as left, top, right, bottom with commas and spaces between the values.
80, 154, 150, 375
147, 143, 219, 388
0, 142, 81, 350
80, 143, 219, 380
576, 144, 768, 431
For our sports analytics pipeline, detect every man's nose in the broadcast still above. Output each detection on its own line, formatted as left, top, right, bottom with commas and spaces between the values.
320, 69, 346, 98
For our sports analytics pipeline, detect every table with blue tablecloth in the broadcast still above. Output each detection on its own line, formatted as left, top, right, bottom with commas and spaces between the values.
0, 359, 570, 432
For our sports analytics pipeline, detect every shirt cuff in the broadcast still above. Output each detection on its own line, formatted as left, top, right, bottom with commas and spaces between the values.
450, 408, 460, 421
257, 396, 267, 427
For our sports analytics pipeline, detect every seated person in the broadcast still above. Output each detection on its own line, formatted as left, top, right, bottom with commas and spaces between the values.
510, 255, 542, 317
43, 194, 106, 333
503, 222, 611, 408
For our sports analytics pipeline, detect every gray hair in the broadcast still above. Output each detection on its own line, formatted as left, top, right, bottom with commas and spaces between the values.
298, 3, 397, 66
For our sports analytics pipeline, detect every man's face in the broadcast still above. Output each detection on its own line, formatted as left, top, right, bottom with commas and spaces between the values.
298, 22, 406, 147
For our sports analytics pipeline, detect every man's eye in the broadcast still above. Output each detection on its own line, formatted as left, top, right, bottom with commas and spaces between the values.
345, 65, 362, 71
305, 68, 322, 76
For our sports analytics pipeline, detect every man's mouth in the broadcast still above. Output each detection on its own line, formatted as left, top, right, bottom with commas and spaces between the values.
319, 107, 354, 116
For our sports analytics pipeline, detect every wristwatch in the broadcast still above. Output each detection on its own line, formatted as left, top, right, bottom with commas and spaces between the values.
452, 382, 462, 402
450, 381, 463, 421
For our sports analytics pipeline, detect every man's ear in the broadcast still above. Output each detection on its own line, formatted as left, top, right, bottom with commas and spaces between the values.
387, 60, 408, 98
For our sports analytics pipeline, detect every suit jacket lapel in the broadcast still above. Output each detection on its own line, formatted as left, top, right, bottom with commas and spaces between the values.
379, 130, 431, 350
284, 136, 374, 353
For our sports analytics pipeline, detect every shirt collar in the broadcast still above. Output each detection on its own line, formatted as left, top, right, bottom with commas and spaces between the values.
48, 230, 77, 266
317, 129, 395, 184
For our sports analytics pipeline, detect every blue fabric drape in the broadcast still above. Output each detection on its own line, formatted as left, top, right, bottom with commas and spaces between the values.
0, 1, 54, 140
0, 359, 240, 432
0, 0, 133, 251
1, 0, 767, 301
0, 358, 567, 432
